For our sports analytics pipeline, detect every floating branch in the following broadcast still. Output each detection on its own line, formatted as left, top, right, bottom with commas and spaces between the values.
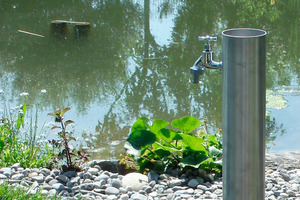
51, 20, 90, 26
18, 29, 45, 38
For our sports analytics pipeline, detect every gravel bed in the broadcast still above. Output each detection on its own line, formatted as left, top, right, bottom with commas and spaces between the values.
0, 152, 300, 200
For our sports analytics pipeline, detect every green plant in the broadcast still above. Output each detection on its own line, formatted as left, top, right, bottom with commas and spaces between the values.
0, 105, 52, 168
48, 107, 90, 171
125, 116, 222, 176
0, 180, 60, 200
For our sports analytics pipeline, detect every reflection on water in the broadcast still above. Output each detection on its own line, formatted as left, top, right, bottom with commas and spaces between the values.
0, 0, 299, 159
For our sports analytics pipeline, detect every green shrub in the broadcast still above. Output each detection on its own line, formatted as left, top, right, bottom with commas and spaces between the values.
0, 105, 52, 168
0, 180, 59, 200
124, 116, 222, 176
48, 107, 90, 171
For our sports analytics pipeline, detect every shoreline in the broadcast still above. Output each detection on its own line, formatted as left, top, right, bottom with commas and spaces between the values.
0, 151, 299, 200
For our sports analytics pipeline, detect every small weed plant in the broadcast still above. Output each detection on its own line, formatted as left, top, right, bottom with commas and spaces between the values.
48, 107, 90, 171
0, 104, 52, 168
0, 180, 60, 200
124, 116, 222, 177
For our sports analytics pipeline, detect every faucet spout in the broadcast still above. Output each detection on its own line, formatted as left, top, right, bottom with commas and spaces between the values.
189, 35, 222, 84
190, 55, 204, 84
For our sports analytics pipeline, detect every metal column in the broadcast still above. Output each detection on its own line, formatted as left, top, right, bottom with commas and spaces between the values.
222, 28, 267, 200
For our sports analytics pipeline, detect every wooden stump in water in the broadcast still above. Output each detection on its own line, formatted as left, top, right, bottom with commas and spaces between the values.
74, 22, 90, 37
50, 20, 90, 38
51, 20, 68, 36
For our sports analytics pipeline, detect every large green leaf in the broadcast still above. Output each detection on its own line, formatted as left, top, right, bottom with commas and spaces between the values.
153, 142, 181, 154
131, 117, 150, 132
179, 154, 207, 168
208, 146, 222, 159
149, 119, 169, 134
127, 130, 156, 150
0, 140, 4, 153
156, 128, 178, 142
171, 116, 202, 133
154, 148, 171, 157
180, 134, 206, 152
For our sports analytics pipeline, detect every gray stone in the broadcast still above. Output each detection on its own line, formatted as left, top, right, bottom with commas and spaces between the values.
148, 172, 159, 183
197, 184, 208, 191
48, 179, 59, 186
122, 172, 148, 192
280, 193, 289, 198
0, 167, 12, 177
111, 179, 122, 189
40, 168, 51, 176
48, 189, 57, 197
159, 174, 169, 180
80, 183, 95, 191
83, 178, 93, 183
88, 167, 99, 175
120, 194, 129, 200
0, 174, 8, 179
70, 176, 80, 184
168, 179, 183, 187
107, 195, 118, 200
52, 183, 65, 191
167, 193, 175, 200
131, 193, 148, 200
143, 185, 152, 193
172, 186, 185, 191
57, 175, 69, 183
45, 175, 53, 183
187, 188, 194, 194
62, 171, 77, 178
27, 181, 39, 194
95, 174, 109, 182
188, 179, 198, 188
266, 183, 273, 191
287, 189, 296, 197
11, 163, 21, 169
273, 191, 281, 197
174, 190, 188, 195
148, 180, 156, 187
66, 181, 74, 188
40, 183, 52, 190
28, 172, 38, 178
93, 180, 105, 189
105, 186, 119, 195
95, 160, 120, 173
32, 175, 45, 183
119, 187, 127, 194
196, 177, 205, 184
83, 172, 93, 180
41, 190, 49, 195
110, 173, 118, 178
11, 173, 24, 180
50, 170, 60, 177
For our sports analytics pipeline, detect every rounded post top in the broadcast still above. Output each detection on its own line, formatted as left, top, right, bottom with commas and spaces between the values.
222, 28, 267, 38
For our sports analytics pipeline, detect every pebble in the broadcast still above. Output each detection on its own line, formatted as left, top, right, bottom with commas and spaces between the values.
0, 153, 299, 199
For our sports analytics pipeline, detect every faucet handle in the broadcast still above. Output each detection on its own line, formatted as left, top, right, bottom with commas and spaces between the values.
198, 36, 217, 42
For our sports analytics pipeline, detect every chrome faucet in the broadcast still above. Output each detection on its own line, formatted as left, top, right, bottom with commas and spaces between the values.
190, 36, 222, 84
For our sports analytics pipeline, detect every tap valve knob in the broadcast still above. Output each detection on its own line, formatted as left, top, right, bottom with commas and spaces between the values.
198, 36, 217, 42
198, 36, 217, 51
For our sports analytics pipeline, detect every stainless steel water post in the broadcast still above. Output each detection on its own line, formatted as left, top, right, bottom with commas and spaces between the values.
190, 28, 267, 199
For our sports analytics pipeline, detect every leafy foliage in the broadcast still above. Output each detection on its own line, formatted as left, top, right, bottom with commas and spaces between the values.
0, 180, 60, 200
0, 105, 52, 168
125, 116, 222, 176
48, 107, 90, 171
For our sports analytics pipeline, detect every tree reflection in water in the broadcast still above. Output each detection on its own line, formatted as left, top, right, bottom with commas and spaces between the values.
0, 0, 298, 159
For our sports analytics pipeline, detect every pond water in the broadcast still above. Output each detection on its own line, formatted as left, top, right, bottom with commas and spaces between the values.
0, 0, 299, 159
